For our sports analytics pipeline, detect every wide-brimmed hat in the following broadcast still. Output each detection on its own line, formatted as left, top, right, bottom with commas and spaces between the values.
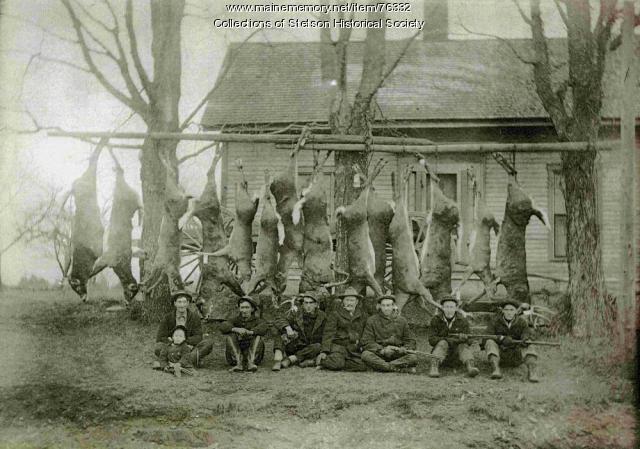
172, 324, 188, 335
171, 290, 192, 301
298, 293, 319, 303
337, 287, 363, 301
237, 295, 260, 310
377, 295, 396, 304
497, 298, 520, 309
439, 295, 458, 306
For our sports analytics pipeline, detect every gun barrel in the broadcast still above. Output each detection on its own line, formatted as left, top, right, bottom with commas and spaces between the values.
449, 334, 560, 346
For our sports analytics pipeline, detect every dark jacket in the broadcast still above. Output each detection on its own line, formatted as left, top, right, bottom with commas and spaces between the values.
428, 312, 471, 347
487, 315, 531, 343
156, 309, 203, 346
362, 312, 417, 353
274, 310, 327, 346
321, 306, 368, 353
165, 342, 192, 364
220, 314, 269, 339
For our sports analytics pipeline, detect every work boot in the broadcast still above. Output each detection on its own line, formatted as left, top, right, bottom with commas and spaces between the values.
281, 358, 291, 369
272, 349, 283, 371
465, 360, 479, 378
525, 355, 539, 383
489, 355, 502, 379
152, 361, 162, 370
246, 337, 261, 372
174, 363, 182, 378
428, 359, 440, 378
227, 336, 244, 373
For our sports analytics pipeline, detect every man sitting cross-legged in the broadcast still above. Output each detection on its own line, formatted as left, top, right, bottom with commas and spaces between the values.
220, 296, 269, 373
427, 295, 479, 378
153, 290, 214, 370
360, 295, 418, 373
484, 298, 539, 383
272, 292, 327, 371
315, 288, 369, 372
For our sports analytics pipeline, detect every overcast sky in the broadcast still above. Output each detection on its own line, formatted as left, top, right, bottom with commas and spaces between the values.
0, 0, 572, 285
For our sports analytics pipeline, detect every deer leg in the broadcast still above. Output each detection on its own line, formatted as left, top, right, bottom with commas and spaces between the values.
452, 267, 475, 296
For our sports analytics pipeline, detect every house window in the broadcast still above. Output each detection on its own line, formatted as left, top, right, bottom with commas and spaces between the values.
408, 171, 457, 213
549, 167, 567, 259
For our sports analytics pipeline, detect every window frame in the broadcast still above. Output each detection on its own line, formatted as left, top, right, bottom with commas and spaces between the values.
547, 164, 568, 262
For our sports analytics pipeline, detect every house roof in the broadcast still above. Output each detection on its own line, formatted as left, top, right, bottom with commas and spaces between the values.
201, 38, 636, 129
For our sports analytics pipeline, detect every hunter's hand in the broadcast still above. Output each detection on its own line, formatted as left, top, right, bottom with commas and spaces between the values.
502, 336, 514, 346
316, 353, 327, 365
380, 346, 395, 358
457, 333, 468, 342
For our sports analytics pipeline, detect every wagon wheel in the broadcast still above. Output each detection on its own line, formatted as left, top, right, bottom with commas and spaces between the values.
180, 217, 204, 302
221, 208, 240, 276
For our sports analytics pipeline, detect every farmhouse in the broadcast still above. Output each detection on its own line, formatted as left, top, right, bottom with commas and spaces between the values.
200, 19, 639, 299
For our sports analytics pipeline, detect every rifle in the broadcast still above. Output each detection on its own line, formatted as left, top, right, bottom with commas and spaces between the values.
449, 334, 560, 347
398, 348, 444, 361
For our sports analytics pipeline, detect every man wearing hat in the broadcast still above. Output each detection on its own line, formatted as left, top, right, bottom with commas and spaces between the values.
153, 290, 214, 369
220, 296, 269, 372
361, 295, 418, 372
316, 287, 369, 371
427, 295, 479, 378
271, 292, 327, 371
484, 298, 539, 382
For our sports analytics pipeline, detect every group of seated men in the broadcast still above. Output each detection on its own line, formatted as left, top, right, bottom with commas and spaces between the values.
152, 288, 540, 382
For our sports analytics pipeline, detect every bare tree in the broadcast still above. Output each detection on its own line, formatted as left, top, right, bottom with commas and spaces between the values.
321, 5, 419, 281
515, 0, 639, 336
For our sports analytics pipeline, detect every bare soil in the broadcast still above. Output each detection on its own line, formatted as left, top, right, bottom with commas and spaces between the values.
0, 288, 635, 449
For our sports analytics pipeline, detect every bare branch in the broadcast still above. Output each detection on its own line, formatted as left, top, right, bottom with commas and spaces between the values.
177, 142, 216, 164
1, 191, 59, 255
125, 0, 153, 100
528, 0, 570, 135
3, 14, 79, 45
511, 0, 532, 25
70, 0, 114, 33
553, 0, 569, 28
179, 28, 263, 130
61, 0, 145, 115
459, 23, 537, 65
367, 29, 421, 101
33, 52, 92, 73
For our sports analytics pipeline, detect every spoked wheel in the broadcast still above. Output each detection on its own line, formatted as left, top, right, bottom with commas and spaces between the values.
180, 218, 204, 301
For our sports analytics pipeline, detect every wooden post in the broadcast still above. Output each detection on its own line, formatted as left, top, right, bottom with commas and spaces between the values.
618, 0, 637, 348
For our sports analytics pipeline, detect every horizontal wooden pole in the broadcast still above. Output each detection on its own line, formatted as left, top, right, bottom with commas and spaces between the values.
279, 141, 617, 153
48, 130, 434, 145
47, 130, 617, 153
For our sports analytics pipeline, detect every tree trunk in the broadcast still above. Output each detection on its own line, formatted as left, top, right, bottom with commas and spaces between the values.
561, 149, 611, 336
138, 0, 184, 322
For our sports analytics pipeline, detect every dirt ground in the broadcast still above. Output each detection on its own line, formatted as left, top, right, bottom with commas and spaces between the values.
0, 289, 636, 449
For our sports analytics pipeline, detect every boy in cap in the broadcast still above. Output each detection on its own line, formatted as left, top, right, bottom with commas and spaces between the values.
157, 325, 195, 377
484, 298, 539, 382
272, 292, 327, 371
316, 287, 369, 371
220, 296, 269, 372
153, 290, 214, 369
427, 295, 479, 378
361, 295, 418, 373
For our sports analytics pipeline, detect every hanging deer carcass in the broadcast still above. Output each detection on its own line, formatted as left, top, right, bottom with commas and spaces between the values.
211, 160, 259, 283
495, 175, 549, 303
143, 153, 192, 295
293, 161, 334, 292
419, 168, 460, 301
453, 172, 501, 302
271, 138, 306, 286
389, 168, 442, 315
65, 142, 105, 301
245, 171, 285, 299
334, 164, 384, 297
90, 150, 142, 302
184, 148, 245, 301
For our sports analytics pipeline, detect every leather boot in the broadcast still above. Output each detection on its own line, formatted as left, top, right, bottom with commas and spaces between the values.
246, 337, 261, 372
227, 336, 244, 373
428, 359, 440, 378
173, 362, 182, 378
525, 355, 539, 383
465, 360, 479, 378
489, 355, 502, 379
